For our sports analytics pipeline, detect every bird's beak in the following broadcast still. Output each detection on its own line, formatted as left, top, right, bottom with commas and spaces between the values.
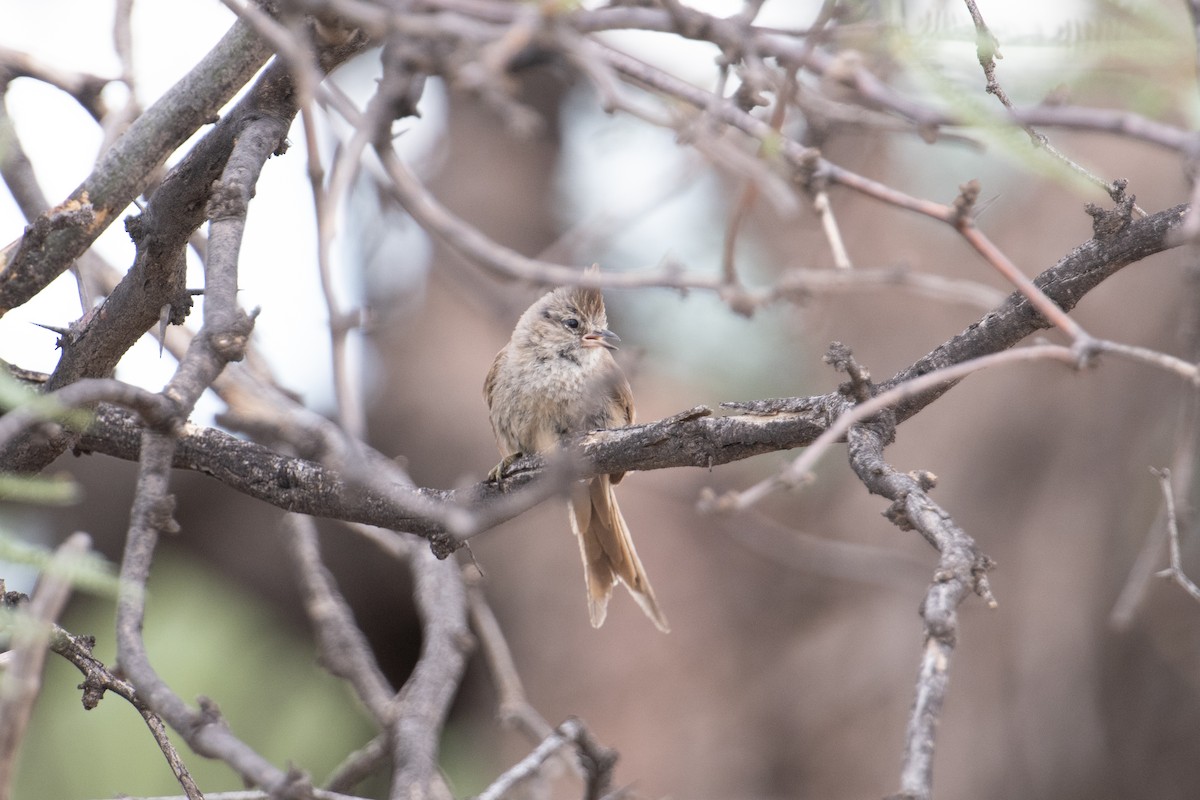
582, 328, 620, 350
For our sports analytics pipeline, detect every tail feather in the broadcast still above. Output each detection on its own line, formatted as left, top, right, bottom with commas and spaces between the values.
568, 477, 669, 632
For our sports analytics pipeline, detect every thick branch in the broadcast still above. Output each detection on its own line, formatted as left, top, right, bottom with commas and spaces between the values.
56, 197, 1191, 555
45, 28, 366, 393
0, 19, 271, 315
886, 200, 1186, 415
388, 547, 471, 800
0, 23, 369, 476
110, 69, 341, 797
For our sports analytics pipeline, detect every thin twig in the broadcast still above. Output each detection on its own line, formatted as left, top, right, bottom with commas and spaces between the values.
707, 344, 1079, 512
961, 0, 1144, 214
951, 181, 1091, 347
1151, 467, 1200, 603
0, 377, 179, 450
845, 423, 995, 800
0, 45, 111, 120
473, 718, 617, 800
324, 734, 389, 794
98, 0, 142, 156
49, 625, 203, 800
1111, 266, 1200, 625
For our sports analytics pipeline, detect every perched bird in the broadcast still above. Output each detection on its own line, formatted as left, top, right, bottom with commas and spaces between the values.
484, 277, 669, 632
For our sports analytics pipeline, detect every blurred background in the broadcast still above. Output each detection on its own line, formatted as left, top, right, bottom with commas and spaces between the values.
4, 0, 1200, 798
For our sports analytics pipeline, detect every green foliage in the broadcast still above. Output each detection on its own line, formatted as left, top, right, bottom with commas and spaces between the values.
0, 473, 83, 505
895, 1, 1199, 187
0, 369, 92, 431
0, 530, 116, 596
0, 368, 89, 506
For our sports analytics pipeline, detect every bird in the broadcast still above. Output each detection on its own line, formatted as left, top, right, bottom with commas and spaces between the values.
483, 275, 669, 632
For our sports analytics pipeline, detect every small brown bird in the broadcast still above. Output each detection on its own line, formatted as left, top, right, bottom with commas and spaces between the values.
484, 277, 669, 632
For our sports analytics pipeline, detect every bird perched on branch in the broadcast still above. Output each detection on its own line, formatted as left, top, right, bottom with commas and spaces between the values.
484, 273, 669, 632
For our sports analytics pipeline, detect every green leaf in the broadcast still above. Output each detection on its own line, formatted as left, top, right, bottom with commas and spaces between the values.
0, 473, 83, 505
0, 531, 118, 596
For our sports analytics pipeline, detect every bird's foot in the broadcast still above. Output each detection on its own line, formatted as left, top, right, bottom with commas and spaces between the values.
487, 453, 522, 483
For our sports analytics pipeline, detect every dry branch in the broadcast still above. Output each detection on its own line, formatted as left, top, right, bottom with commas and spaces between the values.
3, 3, 1199, 800
0, 20, 272, 315
21, 199, 1179, 557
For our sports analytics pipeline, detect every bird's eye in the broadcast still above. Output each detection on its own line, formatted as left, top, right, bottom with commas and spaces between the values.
563, 318, 580, 330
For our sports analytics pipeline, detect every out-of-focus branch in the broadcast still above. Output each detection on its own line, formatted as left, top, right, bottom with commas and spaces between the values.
324, 735, 389, 795
1111, 264, 1200, 626
0, 84, 54, 219
1151, 467, 1200, 604
0, 46, 111, 120
0, 533, 94, 800
961, 0, 1137, 211
373, 140, 723, 291
571, 4, 1200, 153
474, 718, 617, 800
98, 0, 143, 156
388, 545, 472, 800
465, 568, 555, 743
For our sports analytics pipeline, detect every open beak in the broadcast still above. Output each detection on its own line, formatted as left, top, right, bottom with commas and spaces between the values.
582, 328, 620, 350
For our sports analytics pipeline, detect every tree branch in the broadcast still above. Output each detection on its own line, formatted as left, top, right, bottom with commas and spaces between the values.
846, 424, 995, 800
0, 19, 271, 316
31, 197, 1179, 560
48, 625, 203, 800
0, 20, 369, 476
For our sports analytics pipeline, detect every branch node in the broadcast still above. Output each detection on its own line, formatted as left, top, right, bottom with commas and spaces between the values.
951, 179, 981, 226
972, 557, 999, 608
206, 172, 251, 221
196, 695, 224, 726
1085, 192, 1136, 241
80, 669, 108, 710
718, 284, 757, 317
148, 493, 181, 535
884, 496, 914, 530
208, 309, 255, 362
824, 341, 873, 402
428, 531, 460, 559
909, 470, 938, 491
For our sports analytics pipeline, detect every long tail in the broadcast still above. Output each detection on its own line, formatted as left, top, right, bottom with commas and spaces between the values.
568, 476, 669, 632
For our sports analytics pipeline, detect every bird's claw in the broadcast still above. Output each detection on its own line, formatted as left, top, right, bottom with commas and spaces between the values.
487, 453, 522, 483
